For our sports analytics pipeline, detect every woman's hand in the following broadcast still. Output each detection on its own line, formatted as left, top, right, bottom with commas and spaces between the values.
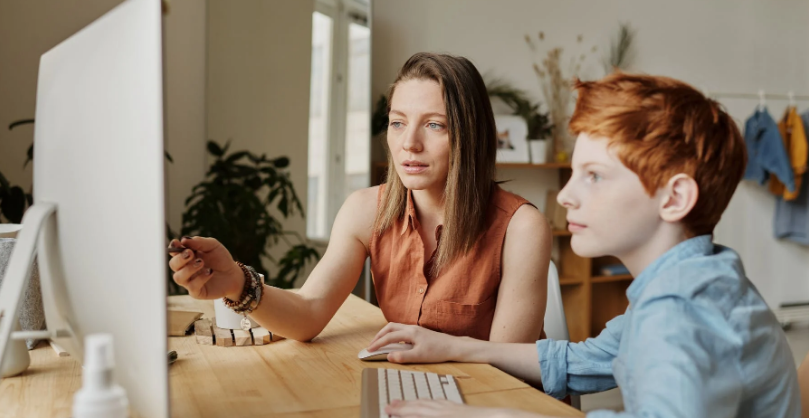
367, 323, 469, 364
168, 236, 245, 300
386, 400, 551, 418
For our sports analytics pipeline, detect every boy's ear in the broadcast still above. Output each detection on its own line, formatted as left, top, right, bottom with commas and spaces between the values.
659, 174, 699, 223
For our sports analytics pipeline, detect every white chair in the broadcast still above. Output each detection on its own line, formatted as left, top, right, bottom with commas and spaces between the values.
543, 260, 581, 410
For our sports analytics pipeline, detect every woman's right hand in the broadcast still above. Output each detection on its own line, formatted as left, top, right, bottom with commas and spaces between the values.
366, 323, 469, 364
168, 236, 245, 300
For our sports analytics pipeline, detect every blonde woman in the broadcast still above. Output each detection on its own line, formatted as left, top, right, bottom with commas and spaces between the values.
169, 52, 551, 344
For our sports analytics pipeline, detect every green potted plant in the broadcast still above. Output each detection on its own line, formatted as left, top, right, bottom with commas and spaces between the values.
486, 79, 553, 164
174, 140, 319, 293
1, 120, 36, 223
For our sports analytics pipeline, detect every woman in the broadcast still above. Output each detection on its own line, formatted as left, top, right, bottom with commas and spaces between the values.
169, 52, 551, 343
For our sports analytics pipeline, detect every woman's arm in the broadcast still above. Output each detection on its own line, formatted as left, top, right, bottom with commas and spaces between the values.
245, 187, 378, 341
489, 205, 552, 343
170, 186, 378, 342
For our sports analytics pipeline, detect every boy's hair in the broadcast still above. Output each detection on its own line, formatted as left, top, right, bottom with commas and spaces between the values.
569, 72, 747, 237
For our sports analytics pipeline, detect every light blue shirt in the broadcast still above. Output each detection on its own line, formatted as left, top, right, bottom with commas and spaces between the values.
536, 235, 801, 417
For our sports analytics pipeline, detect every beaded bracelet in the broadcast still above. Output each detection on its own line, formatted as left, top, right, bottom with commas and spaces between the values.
223, 262, 264, 330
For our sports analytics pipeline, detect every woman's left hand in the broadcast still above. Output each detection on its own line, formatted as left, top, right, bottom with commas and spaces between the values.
385, 399, 551, 418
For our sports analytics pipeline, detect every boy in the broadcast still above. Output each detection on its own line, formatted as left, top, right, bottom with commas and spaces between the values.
368, 73, 802, 417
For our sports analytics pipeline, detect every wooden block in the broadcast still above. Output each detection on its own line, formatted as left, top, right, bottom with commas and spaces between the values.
214, 326, 234, 347
263, 331, 285, 344
194, 318, 214, 346
251, 327, 285, 345
168, 310, 204, 336
232, 329, 253, 346
252, 328, 269, 346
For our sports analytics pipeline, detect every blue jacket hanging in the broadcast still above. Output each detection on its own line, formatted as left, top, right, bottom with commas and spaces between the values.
743, 108, 796, 192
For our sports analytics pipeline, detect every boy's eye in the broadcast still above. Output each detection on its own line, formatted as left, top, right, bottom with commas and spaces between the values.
588, 172, 602, 183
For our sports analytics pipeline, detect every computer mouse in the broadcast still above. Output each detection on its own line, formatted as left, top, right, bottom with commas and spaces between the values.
357, 342, 414, 361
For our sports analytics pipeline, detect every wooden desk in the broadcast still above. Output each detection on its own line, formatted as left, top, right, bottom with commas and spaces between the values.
1, 295, 583, 417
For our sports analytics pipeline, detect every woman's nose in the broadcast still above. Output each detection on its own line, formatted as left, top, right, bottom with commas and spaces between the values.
401, 127, 423, 153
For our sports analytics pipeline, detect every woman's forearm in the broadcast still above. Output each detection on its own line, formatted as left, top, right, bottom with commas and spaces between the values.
453, 339, 544, 386
247, 285, 330, 342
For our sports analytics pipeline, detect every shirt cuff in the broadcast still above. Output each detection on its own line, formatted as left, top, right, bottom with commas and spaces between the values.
536, 338, 569, 399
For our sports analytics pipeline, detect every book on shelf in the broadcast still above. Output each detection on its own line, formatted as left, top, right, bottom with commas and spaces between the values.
600, 264, 630, 276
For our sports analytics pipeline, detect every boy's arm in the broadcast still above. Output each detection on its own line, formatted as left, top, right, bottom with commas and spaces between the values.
536, 314, 625, 399
587, 295, 743, 418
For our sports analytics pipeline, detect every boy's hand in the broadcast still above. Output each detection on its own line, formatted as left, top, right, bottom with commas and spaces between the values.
386, 400, 553, 418
367, 323, 466, 364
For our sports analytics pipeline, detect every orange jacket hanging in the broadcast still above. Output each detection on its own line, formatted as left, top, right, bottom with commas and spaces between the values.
770, 107, 808, 200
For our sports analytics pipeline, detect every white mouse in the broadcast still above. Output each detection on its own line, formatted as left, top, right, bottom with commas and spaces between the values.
357, 342, 414, 361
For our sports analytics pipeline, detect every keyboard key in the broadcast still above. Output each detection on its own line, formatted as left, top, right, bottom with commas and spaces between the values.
387, 369, 403, 401
443, 375, 463, 404
414, 372, 431, 399
426, 372, 445, 399
401, 371, 418, 401
378, 369, 389, 418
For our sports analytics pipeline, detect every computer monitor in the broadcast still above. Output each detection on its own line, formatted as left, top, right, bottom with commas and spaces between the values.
0, 0, 168, 416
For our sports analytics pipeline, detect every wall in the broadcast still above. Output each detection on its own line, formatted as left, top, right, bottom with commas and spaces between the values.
0, 0, 207, 236
372, 0, 809, 308
206, 0, 317, 285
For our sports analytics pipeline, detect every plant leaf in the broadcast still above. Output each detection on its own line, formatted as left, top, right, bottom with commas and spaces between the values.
207, 141, 224, 157
273, 157, 290, 168
8, 119, 35, 130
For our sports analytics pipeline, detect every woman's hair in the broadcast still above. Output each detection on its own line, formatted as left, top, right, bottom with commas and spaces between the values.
374, 52, 497, 276
569, 72, 747, 237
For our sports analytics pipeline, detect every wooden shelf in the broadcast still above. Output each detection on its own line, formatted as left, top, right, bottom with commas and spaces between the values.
552, 229, 571, 236
559, 277, 584, 286
591, 274, 633, 284
496, 162, 571, 169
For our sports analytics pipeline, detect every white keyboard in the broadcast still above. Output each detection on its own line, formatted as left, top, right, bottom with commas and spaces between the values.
361, 368, 464, 418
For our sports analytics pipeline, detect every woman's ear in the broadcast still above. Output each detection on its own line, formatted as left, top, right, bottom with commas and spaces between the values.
659, 174, 699, 223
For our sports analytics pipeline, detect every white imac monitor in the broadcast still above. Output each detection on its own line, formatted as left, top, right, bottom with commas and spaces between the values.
0, 0, 168, 416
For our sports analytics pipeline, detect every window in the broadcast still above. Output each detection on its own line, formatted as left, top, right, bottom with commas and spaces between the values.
307, 1, 370, 241
307, 11, 334, 239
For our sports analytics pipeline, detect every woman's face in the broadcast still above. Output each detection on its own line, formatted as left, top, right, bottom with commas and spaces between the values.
387, 78, 451, 193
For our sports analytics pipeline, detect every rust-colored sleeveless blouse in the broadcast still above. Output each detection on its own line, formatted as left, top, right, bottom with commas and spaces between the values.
369, 184, 536, 341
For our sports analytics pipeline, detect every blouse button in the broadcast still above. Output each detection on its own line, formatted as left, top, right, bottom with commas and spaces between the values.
418, 287, 425, 294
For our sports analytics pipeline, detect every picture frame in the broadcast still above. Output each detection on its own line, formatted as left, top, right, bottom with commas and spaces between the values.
494, 115, 530, 163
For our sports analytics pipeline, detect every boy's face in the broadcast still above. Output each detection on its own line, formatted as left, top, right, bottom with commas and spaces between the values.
557, 133, 665, 259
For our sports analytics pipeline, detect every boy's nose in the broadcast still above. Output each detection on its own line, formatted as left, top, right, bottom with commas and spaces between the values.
557, 182, 578, 210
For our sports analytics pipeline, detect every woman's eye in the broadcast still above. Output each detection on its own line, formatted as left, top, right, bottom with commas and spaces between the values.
427, 122, 444, 130
389, 121, 403, 129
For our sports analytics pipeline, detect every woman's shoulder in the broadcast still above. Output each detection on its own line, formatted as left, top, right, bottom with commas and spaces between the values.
492, 184, 529, 205
342, 185, 381, 213
490, 185, 549, 236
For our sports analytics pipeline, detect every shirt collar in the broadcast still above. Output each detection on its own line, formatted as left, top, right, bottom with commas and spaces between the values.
626, 235, 714, 305
400, 189, 421, 236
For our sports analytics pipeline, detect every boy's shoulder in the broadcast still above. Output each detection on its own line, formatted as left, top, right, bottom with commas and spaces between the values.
636, 244, 755, 316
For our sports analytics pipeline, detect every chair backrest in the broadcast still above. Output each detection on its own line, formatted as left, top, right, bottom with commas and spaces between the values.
543, 261, 570, 341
